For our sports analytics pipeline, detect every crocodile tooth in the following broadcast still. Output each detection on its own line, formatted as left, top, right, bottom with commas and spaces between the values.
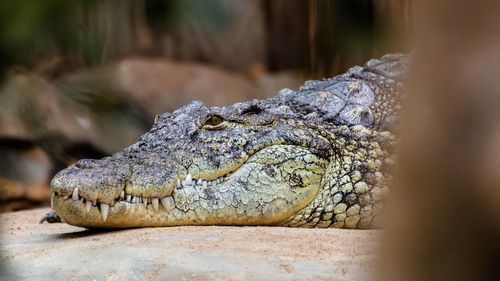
151, 198, 159, 212
176, 179, 181, 188
144, 198, 149, 205
92, 200, 97, 206
120, 191, 125, 199
160, 196, 173, 211
100, 203, 109, 221
126, 195, 131, 202
185, 174, 193, 185
86, 201, 92, 213
72, 188, 79, 201
196, 179, 202, 186
202, 181, 207, 188
132, 196, 138, 204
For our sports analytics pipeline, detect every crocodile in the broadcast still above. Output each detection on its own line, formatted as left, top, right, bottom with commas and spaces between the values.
49, 54, 408, 228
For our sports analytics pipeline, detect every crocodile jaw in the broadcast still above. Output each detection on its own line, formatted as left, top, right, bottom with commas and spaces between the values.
52, 145, 328, 228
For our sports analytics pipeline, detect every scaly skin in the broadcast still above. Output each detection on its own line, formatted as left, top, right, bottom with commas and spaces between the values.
50, 54, 408, 228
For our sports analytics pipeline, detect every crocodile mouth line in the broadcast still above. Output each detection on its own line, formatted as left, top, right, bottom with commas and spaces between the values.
52, 143, 324, 224
53, 171, 236, 222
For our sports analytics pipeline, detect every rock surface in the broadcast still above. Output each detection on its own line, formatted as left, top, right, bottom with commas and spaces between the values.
0, 208, 379, 280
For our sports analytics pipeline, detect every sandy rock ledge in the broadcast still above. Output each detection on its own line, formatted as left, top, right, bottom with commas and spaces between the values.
0, 208, 379, 281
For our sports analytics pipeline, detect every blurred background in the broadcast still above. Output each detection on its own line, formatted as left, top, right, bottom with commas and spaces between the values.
2, 1, 499, 280
0, 0, 411, 212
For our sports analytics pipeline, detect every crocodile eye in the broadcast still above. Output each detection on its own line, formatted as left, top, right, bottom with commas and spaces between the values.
207, 115, 223, 126
203, 115, 226, 130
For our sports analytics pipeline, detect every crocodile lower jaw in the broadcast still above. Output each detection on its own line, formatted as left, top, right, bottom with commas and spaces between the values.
52, 172, 234, 225
52, 192, 175, 223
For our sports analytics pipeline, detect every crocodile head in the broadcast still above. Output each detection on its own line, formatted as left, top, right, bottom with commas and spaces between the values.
51, 100, 334, 227
51, 54, 404, 228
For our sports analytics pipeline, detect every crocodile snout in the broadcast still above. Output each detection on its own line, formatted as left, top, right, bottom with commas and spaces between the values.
50, 157, 177, 224
51, 158, 129, 204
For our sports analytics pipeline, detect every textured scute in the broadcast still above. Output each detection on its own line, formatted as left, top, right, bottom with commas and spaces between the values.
275, 56, 405, 130
338, 104, 374, 127
366, 53, 410, 79
282, 125, 396, 229
51, 54, 407, 228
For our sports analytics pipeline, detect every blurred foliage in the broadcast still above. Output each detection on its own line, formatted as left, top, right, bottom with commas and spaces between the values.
308, 0, 412, 77
0, 0, 97, 69
0, 0, 411, 77
0, 0, 232, 74
146, 0, 231, 31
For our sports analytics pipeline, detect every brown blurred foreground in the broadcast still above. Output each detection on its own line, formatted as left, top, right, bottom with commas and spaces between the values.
380, 1, 500, 280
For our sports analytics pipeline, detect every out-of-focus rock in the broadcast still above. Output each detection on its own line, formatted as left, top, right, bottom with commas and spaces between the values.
0, 69, 149, 212
115, 58, 260, 116
1, 58, 299, 157
60, 57, 305, 120
0, 71, 147, 154
1, 57, 301, 212
0, 143, 52, 212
